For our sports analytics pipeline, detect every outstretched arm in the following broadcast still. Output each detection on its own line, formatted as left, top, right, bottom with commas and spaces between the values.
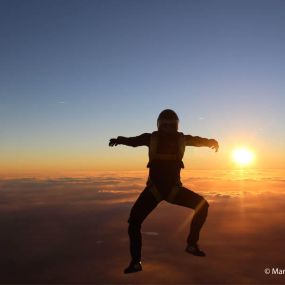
185, 135, 219, 152
109, 133, 150, 148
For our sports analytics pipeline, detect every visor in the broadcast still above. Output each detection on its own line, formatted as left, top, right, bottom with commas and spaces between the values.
157, 119, 179, 131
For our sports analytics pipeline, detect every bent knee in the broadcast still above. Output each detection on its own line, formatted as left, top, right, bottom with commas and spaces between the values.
203, 198, 209, 208
197, 197, 209, 211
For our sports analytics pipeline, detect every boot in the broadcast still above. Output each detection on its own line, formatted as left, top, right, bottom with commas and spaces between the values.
185, 244, 206, 257
124, 261, 142, 274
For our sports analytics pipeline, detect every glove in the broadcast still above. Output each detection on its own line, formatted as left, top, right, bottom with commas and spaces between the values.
209, 139, 219, 152
109, 138, 119, 147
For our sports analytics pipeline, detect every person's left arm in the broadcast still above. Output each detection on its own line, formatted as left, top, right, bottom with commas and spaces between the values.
185, 135, 219, 152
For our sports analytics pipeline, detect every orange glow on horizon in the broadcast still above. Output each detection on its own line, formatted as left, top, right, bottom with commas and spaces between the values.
1, 144, 284, 178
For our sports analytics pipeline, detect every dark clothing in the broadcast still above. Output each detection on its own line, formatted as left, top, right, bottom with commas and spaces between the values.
117, 131, 212, 196
117, 131, 211, 263
117, 132, 213, 149
128, 183, 209, 263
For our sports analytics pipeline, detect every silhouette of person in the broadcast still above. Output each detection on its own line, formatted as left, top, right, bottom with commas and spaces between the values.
109, 109, 219, 274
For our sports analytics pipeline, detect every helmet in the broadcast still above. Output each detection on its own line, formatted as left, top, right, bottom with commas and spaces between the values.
157, 109, 179, 132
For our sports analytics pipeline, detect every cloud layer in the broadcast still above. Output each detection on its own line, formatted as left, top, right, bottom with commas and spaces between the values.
0, 170, 284, 283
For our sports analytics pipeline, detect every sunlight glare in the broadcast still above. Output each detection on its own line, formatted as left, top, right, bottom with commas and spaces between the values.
233, 147, 254, 166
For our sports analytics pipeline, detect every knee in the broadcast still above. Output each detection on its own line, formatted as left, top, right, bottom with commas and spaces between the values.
197, 197, 209, 213
203, 198, 209, 209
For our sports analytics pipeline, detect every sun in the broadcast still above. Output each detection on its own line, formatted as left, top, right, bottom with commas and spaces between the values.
232, 147, 254, 166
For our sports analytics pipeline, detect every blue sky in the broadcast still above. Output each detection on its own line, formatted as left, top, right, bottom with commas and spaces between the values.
1, 0, 285, 173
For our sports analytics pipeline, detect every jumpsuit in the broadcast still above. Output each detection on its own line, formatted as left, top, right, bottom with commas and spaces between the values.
117, 131, 210, 263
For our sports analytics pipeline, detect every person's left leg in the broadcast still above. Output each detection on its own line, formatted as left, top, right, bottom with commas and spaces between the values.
167, 186, 209, 256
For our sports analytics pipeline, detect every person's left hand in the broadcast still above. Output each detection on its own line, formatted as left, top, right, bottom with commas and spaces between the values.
209, 139, 219, 152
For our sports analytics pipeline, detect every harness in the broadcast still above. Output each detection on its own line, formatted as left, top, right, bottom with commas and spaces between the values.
147, 131, 186, 202
148, 131, 185, 163
147, 177, 183, 203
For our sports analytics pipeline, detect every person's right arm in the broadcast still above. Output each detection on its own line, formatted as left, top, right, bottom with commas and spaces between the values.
109, 133, 150, 147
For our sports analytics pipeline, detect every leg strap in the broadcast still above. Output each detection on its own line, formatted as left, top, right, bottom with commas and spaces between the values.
147, 178, 162, 202
166, 180, 183, 202
147, 177, 183, 203
149, 184, 162, 202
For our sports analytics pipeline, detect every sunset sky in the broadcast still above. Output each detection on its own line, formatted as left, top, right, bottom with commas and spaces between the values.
1, 2, 285, 283
1, 0, 285, 177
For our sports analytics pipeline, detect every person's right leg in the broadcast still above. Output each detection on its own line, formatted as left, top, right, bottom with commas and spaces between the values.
125, 185, 159, 273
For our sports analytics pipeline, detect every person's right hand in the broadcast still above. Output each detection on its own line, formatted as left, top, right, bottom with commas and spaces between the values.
109, 138, 119, 147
